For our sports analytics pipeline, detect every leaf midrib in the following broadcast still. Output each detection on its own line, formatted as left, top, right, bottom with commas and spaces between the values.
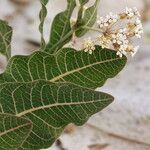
16, 98, 111, 117
0, 55, 125, 86
50, 57, 124, 82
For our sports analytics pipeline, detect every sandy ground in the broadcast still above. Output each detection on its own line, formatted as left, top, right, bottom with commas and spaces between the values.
0, 0, 150, 150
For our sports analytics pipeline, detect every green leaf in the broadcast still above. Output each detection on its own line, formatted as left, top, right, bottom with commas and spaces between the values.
0, 46, 127, 89
45, 0, 76, 54
0, 43, 126, 149
76, 0, 90, 26
0, 80, 113, 149
75, 0, 100, 37
79, 0, 89, 5
39, 0, 49, 49
0, 20, 12, 60
0, 113, 32, 150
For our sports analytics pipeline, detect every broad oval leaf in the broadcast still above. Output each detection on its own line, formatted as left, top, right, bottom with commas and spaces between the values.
0, 80, 113, 149
0, 113, 32, 150
0, 20, 12, 59
45, 0, 76, 54
0, 46, 127, 89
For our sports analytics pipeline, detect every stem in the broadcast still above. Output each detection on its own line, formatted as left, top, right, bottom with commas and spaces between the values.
84, 26, 103, 33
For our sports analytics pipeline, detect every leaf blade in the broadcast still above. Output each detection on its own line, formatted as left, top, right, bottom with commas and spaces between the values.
39, 0, 49, 49
0, 80, 113, 149
0, 113, 32, 150
45, 0, 76, 54
0, 46, 127, 89
0, 20, 12, 59
79, 0, 89, 5
75, 0, 100, 37
0, 45, 126, 149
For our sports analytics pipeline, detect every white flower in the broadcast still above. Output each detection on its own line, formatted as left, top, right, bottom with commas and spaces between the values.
120, 45, 128, 51
82, 7, 142, 58
116, 46, 127, 57
131, 46, 139, 57
116, 51, 123, 58
98, 35, 110, 49
111, 29, 129, 47
97, 12, 119, 29
125, 7, 140, 18
134, 18, 143, 38
83, 38, 95, 54
107, 12, 119, 23
126, 7, 134, 18
133, 7, 140, 17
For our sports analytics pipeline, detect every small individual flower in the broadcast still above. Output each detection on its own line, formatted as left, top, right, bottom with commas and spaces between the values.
83, 38, 95, 54
131, 45, 139, 56
134, 18, 144, 38
125, 7, 134, 18
97, 12, 119, 29
112, 28, 128, 45
133, 7, 140, 17
108, 12, 119, 23
125, 7, 140, 18
98, 35, 110, 49
116, 50, 123, 58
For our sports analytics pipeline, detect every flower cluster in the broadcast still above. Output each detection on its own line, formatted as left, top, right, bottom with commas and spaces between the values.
83, 7, 143, 57
83, 38, 95, 54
